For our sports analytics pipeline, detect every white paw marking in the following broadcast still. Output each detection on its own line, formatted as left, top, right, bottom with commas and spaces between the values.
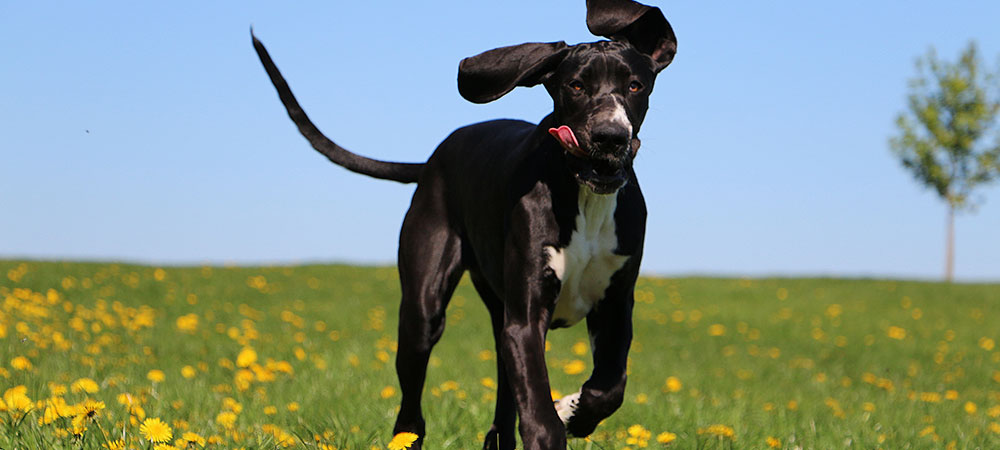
554, 391, 581, 425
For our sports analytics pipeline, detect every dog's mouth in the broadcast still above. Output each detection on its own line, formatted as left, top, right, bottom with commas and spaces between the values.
549, 125, 629, 195
578, 158, 627, 194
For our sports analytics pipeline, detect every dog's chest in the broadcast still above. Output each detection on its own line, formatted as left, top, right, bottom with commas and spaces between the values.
545, 189, 629, 328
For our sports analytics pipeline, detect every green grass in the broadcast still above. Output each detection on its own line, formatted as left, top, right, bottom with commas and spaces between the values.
1, 259, 999, 449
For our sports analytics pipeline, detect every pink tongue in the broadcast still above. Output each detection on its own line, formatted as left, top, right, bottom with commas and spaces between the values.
548, 126, 584, 156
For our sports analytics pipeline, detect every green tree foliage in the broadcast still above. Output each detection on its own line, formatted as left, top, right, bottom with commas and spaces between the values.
890, 42, 1000, 280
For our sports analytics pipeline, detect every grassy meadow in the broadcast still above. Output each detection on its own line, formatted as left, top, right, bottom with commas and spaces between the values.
1, 259, 999, 449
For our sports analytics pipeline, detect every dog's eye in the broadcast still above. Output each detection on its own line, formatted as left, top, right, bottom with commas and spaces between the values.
628, 81, 643, 93
568, 80, 584, 92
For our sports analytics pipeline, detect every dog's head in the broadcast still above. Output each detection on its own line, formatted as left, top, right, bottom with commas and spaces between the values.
458, 0, 676, 194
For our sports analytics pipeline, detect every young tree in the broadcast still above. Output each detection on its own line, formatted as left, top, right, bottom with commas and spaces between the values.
890, 42, 1000, 282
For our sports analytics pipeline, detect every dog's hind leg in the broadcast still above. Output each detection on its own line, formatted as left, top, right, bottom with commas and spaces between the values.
470, 273, 516, 450
391, 194, 465, 448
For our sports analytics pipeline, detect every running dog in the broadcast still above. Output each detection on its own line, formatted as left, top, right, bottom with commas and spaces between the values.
253, 1, 676, 448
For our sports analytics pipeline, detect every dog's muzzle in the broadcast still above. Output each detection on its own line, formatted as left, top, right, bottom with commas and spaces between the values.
550, 125, 635, 195
590, 124, 630, 156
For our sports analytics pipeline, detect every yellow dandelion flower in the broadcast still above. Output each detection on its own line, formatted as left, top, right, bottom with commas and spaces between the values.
72, 415, 87, 436
287, 402, 300, 412
117, 392, 137, 406
3, 385, 27, 400
40, 400, 62, 425
887, 326, 906, 340
10, 356, 32, 371
222, 397, 243, 414
181, 365, 197, 379
656, 431, 677, 444
141, 417, 173, 443
131, 404, 147, 422
175, 314, 199, 333
263, 406, 277, 416
216, 411, 237, 429
48, 382, 67, 396
103, 439, 125, 450
707, 324, 726, 336
4, 394, 32, 413
919, 392, 942, 403
380, 386, 397, 399
182, 431, 206, 447
71, 378, 99, 394
234, 369, 254, 391
625, 424, 652, 446
147, 369, 165, 383
237, 347, 258, 368
49, 397, 75, 419
387, 432, 419, 450
628, 424, 651, 438
766, 436, 781, 448
697, 424, 735, 439
2, 386, 32, 414
563, 359, 586, 375
272, 360, 294, 374
79, 399, 105, 419
965, 402, 978, 414
664, 376, 682, 393
571, 341, 588, 356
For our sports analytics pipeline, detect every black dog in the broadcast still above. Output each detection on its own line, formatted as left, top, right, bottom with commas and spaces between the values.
253, 1, 675, 448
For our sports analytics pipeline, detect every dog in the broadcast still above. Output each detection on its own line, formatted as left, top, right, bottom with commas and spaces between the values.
253, 1, 675, 448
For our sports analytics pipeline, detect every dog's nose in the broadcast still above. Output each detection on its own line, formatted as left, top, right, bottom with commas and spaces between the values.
590, 125, 630, 153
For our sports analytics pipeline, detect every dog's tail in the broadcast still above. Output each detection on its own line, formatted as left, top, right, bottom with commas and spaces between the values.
252, 31, 423, 184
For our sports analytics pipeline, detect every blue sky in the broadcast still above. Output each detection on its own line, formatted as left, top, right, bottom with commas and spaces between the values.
2, 1, 999, 281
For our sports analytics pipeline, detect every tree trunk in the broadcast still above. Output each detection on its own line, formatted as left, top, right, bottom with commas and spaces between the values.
945, 205, 954, 282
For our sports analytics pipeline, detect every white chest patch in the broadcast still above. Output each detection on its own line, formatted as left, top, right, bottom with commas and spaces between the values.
545, 189, 630, 328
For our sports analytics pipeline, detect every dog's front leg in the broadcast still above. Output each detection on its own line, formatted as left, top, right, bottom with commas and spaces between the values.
563, 271, 636, 438
499, 187, 566, 450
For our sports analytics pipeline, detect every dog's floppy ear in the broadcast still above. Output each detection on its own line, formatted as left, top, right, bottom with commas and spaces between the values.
586, 0, 677, 72
458, 41, 569, 104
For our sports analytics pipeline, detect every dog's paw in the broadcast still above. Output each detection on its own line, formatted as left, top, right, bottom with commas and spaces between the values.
554, 391, 581, 425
